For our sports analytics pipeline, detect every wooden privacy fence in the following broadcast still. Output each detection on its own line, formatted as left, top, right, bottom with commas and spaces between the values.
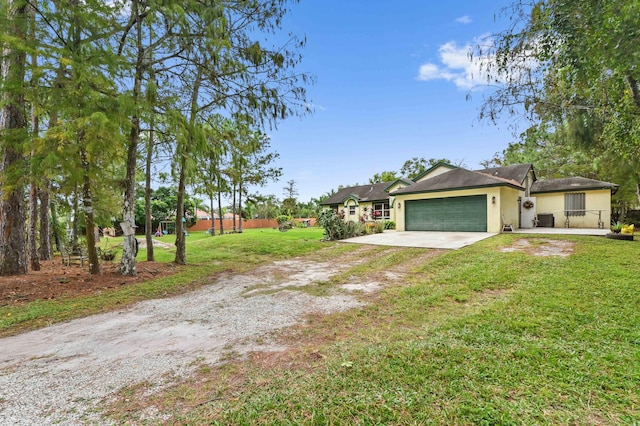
187, 218, 316, 232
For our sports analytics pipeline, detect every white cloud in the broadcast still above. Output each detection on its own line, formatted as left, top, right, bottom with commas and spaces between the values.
305, 102, 326, 112
455, 15, 472, 24
417, 35, 500, 90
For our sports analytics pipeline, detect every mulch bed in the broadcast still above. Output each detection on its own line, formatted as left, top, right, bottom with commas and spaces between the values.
0, 259, 176, 307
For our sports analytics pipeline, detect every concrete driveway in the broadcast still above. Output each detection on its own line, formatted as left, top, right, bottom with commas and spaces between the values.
342, 230, 497, 250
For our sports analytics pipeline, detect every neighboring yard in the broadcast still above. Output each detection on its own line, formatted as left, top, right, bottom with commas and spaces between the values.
1, 229, 639, 424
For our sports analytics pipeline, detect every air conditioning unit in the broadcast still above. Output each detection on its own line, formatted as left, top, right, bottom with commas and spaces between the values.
537, 213, 554, 227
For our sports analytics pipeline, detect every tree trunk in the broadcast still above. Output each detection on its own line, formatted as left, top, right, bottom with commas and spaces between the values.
144, 111, 155, 261
174, 67, 202, 264
38, 179, 52, 260
209, 194, 215, 236
71, 190, 80, 252
121, 120, 139, 276
27, 4, 40, 271
28, 183, 40, 271
50, 201, 62, 253
232, 185, 237, 232
174, 161, 187, 265
217, 188, 224, 235
120, 0, 144, 276
238, 182, 243, 233
0, 0, 28, 276
81, 149, 99, 274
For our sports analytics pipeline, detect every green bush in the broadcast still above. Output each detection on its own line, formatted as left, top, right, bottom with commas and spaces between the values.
384, 221, 396, 230
345, 220, 366, 237
276, 215, 291, 225
317, 210, 366, 241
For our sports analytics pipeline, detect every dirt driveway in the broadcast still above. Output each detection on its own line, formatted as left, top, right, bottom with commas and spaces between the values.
0, 246, 423, 425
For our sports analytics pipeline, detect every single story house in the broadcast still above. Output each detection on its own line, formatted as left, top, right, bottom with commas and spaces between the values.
321, 178, 413, 223
321, 162, 618, 233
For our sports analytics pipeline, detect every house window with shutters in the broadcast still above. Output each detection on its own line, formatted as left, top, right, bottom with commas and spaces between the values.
564, 193, 585, 216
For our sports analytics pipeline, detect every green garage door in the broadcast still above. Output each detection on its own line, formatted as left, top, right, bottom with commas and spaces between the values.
405, 195, 487, 232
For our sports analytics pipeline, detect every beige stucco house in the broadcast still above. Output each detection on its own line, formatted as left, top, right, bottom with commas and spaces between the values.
322, 162, 618, 233
320, 179, 413, 223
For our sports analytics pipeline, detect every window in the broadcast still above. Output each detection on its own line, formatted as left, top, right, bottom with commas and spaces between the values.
565, 193, 585, 216
373, 202, 390, 220
349, 205, 356, 216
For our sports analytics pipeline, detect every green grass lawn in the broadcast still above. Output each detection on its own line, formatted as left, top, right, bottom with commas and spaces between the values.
162, 233, 639, 425
2, 230, 639, 424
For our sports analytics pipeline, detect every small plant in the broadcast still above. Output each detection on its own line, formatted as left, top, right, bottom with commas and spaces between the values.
610, 221, 623, 233
384, 221, 396, 230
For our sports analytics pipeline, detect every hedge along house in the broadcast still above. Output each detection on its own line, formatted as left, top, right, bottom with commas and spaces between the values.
320, 179, 413, 223
390, 162, 618, 233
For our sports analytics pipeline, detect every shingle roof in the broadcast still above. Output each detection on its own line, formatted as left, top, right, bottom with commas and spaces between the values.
531, 177, 618, 193
476, 163, 534, 185
391, 167, 524, 195
320, 181, 394, 205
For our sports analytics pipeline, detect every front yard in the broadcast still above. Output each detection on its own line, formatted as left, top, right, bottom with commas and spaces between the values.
1, 229, 639, 424
119, 231, 638, 425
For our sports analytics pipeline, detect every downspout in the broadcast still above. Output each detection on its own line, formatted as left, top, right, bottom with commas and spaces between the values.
517, 196, 522, 229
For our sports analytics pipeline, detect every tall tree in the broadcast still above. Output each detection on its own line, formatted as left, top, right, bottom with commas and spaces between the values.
282, 179, 298, 216
168, 0, 309, 257
119, 0, 147, 276
238, 129, 282, 228
192, 116, 229, 236
480, 0, 640, 203
225, 124, 281, 232
0, 0, 29, 275
369, 171, 398, 184
399, 157, 453, 180
43, 0, 126, 274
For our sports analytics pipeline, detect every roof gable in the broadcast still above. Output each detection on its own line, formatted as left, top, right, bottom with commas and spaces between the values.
320, 181, 394, 205
413, 162, 458, 183
384, 178, 414, 193
391, 167, 524, 195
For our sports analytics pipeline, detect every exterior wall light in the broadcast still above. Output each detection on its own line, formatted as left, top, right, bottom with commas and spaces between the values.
492, 196, 496, 204
398, 203, 402, 209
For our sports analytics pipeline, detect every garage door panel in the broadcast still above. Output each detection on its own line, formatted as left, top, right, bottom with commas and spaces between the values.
405, 195, 487, 232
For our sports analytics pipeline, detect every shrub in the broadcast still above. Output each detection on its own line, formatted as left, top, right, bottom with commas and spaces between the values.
344, 220, 366, 238
317, 210, 346, 241
317, 210, 366, 241
276, 215, 291, 225
384, 221, 396, 230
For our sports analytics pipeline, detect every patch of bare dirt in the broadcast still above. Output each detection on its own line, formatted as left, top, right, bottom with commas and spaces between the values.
0, 260, 176, 307
500, 238, 575, 257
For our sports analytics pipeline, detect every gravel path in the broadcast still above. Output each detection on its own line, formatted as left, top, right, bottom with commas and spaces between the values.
0, 259, 367, 425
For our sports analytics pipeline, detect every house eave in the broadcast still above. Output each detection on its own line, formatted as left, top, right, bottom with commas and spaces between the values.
392, 182, 524, 196
532, 185, 618, 195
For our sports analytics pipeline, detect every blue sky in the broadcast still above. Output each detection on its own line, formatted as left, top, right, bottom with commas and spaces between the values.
253, 0, 519, 202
